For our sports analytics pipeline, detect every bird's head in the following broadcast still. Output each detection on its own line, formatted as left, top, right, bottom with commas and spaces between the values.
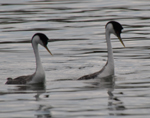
105, 21, 125, 47
32, 33, 52, 55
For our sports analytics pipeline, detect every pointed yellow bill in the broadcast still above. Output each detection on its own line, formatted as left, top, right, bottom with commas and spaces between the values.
44, 46, 53, 56
117, 36, 125, 48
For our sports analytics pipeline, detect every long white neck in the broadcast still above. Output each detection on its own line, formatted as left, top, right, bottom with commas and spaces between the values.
33, 43, 43, 71
30, 41, 45, 83
105, 29, 114, 73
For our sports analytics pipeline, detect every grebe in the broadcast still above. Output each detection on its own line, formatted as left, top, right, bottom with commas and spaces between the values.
5, 33, 52, 84
78, 21, 125, 80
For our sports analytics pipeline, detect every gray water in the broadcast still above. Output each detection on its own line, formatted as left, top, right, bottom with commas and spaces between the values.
0, 0, 150, 117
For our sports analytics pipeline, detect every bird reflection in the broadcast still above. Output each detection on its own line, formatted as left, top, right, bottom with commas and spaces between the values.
83, 75, 126, 116
34, 91, 52, 118
108, 90, 126, 116
8, 84, 52, 118
108, 91, 126, 115
97, 76, 126, 116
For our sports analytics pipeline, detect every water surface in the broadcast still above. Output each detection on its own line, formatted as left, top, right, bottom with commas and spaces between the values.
0, 0, 150, 118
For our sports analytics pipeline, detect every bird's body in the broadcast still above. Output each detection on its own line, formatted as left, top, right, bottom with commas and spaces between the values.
78, 21, 125, 80
6, 75, 34, 84
5, 33, 52, 84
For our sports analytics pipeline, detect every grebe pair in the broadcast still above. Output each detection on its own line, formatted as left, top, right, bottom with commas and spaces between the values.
5, 21, 125, 84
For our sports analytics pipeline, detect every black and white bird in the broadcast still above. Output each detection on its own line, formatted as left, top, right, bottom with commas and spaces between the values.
5, 33, 52, 84
78, 21, 125, 80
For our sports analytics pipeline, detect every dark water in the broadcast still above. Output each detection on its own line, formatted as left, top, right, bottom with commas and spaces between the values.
0, 0, 150, 118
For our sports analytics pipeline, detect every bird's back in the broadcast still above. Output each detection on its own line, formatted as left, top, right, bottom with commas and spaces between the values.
5, 74, 34, 84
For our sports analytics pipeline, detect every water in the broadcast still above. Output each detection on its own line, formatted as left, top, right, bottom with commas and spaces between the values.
0, 0, 150, 117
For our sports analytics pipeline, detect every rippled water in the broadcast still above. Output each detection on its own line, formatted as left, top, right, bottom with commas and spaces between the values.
0, 0, 150, 118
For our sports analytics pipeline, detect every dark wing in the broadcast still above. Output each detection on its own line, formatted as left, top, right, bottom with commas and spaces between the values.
77, 61, 108, 80
5, 74, 34, 84
78, 71, 100, 80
